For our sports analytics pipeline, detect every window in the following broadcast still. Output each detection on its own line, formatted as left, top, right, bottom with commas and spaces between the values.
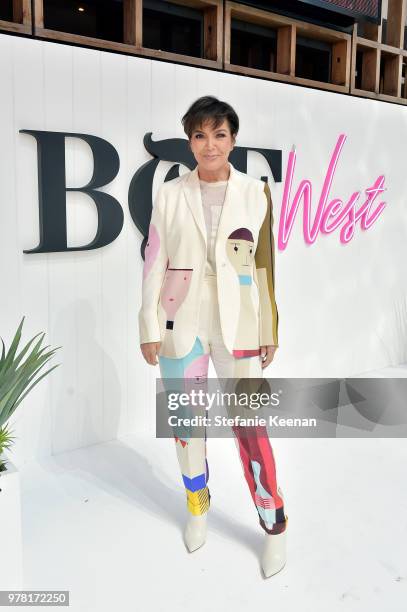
379, 49, 400, 96
231, 18, 277, 72
355, 47, 378, 92
0, 1, 13, 22
43, 0, 124, 43
143, 0, 203, 58
296, 36, 331, 83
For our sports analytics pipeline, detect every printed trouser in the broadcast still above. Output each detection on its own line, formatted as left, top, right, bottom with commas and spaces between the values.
158, 275, 287, 535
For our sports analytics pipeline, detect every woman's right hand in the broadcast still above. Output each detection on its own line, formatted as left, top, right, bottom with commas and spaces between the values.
140, 342, 161, 365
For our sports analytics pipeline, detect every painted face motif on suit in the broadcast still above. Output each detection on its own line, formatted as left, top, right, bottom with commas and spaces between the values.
225, 227, 261, 358
226, 227, 255, 283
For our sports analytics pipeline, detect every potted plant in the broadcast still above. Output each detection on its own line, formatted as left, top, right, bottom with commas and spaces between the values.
0, 316, 60, 589
0, 316, 61, 470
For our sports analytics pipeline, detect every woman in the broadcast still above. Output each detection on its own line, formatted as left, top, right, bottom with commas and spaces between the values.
139, 96, 287, 578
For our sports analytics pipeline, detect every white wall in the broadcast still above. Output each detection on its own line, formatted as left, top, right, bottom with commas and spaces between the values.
1, 33, 406, 465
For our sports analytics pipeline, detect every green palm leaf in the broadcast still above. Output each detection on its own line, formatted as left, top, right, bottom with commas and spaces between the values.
0, 318, 61, 449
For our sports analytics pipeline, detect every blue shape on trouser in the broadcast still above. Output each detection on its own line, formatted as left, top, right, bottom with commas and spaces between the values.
159, 337, 206, 441
182, 472, 207, 492
159, 337, 205, 379
252, 460, 276, 526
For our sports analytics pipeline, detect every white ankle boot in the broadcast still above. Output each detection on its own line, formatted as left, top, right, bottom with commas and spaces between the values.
261, 487, 287, 578
261, 522, 287, 577
184, 513, 207, 552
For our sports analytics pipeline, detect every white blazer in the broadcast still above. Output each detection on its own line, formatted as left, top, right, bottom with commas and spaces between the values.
138, 160, 279, 359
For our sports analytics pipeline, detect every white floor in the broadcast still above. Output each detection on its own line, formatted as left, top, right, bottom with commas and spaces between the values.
9, 365, 407, 611
352, 364, 407, 378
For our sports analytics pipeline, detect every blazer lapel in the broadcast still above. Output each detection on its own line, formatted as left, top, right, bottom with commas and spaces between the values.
215, 162, 242, 249
182, 161, 243, 251
182, 164, 207, 249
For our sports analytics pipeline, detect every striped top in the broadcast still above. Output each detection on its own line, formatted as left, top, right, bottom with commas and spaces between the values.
199, 179, 228, 276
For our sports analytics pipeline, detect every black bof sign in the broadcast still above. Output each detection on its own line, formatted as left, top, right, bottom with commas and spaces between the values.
20, 130, 282, 259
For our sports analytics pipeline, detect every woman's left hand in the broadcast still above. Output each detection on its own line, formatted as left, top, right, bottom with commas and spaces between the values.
260, 345, 277, 369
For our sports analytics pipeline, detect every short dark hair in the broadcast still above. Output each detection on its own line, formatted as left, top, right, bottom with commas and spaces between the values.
228, 228, 254, 242
181, 96, 239, 140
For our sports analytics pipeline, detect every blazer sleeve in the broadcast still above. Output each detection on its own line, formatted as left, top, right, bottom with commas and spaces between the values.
254, 180, 279, 347
138, 184, 169, 344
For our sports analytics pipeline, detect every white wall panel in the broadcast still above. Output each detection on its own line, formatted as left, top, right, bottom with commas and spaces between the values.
99, 50, 128, 443
43, 40, 78, 458
13, 36, 50, 464
71, 47, 104, 452
126, 57, 153, 438
0, 35, 24, 466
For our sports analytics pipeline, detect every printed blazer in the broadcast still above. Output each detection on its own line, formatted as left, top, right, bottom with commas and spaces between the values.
138, 160, 279, 359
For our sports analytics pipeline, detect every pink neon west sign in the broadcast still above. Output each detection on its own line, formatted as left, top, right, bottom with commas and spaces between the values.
278, 133, 386, 250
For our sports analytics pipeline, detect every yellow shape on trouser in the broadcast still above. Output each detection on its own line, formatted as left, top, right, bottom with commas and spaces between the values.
186, 487, 210, 515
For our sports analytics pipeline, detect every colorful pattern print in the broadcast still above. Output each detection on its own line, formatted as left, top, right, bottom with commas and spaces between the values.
138, 164, 279, 357
256, 181, 279, 348
159, 268, 194, 355
160, 268, 193, 330
232, 424, 286, 534
159, 336, 209, 443
158, 333, 287, 535
226, 228, 260, 358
